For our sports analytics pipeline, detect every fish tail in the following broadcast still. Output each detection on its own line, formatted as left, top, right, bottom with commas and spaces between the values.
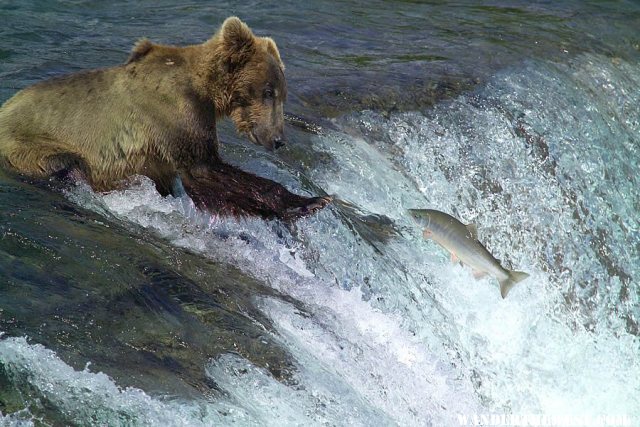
499, 270, 529, 299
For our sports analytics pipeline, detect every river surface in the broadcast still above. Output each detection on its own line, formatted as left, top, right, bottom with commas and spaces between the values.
1, 1, 639, 426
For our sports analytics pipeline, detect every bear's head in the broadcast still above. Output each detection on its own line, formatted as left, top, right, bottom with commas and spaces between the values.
214, 17, 287, 151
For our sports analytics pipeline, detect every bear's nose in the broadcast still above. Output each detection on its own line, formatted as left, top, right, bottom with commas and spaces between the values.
274, 137, 285, 150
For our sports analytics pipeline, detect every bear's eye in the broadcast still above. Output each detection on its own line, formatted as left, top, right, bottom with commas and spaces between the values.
264, 88, 274, 99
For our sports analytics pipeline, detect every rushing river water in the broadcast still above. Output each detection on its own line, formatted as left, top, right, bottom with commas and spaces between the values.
1, 1, 639, 426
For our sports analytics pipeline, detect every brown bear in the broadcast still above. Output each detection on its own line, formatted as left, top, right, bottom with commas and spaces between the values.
0, 17, 330, 220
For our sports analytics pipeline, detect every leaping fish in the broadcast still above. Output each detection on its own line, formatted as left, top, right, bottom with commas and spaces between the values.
408, 209, 529, 298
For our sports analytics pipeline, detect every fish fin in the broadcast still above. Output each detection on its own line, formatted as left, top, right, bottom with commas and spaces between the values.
498, 270, 530, 299
472, 270, 487, 279
465, 223, 478, 239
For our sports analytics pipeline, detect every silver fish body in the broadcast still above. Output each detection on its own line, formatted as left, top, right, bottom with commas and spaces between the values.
408, 209, 528, 298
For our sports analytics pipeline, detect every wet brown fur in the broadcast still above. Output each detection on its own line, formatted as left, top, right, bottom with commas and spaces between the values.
0, 17, 328, 220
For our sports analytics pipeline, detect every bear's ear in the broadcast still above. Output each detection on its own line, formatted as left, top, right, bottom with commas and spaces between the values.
219, 17, 256, 69
263, 37, 284, 70
126, 38, 153, 64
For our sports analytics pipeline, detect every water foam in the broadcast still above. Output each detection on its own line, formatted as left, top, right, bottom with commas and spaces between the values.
65, 175, 482, 425
326, 53, 640, 416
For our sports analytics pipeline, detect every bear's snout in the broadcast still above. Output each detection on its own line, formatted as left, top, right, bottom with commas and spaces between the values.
274, 136, 285, 150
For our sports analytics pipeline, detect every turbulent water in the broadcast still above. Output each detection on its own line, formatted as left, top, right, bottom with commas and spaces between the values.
1, 1, 639, 426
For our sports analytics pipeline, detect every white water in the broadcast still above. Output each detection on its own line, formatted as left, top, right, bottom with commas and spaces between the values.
2, 53, 639, 425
